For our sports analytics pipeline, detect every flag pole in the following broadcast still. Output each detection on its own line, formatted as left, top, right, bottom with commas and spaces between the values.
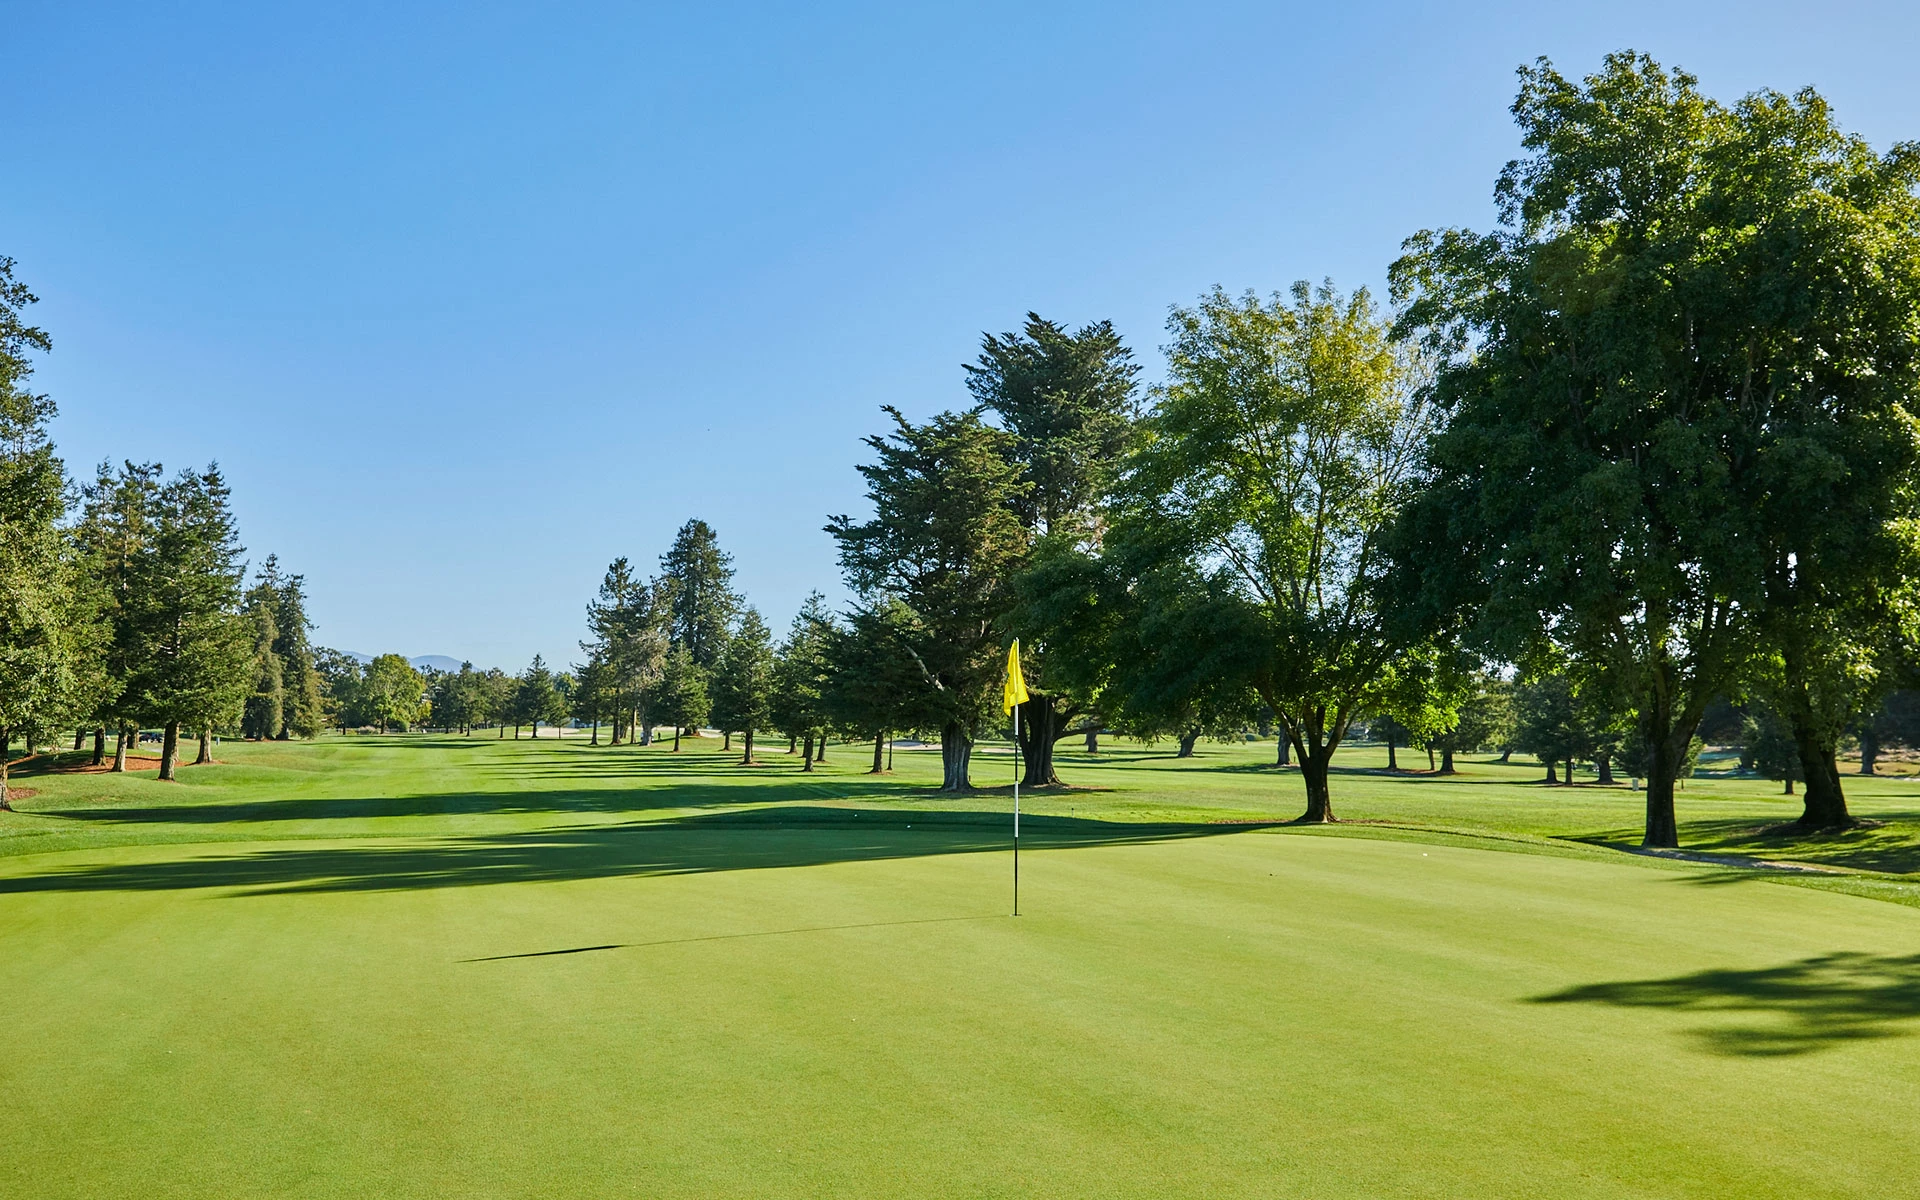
1013, 702, 1020, 917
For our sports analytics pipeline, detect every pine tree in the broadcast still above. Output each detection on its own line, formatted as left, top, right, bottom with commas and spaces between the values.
659, 520, 740, 671
653, 645, 709, 751
513, 655, 565, 738
238, 588, 283, 739
0, 259, 85, 806
77, 461, 163, 769
769, 593, 835, 771
709, 609, 774, 763
123, 466, 251, 778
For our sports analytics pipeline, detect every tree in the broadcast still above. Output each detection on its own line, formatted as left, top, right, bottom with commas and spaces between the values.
257, 556, 323, 738
0, 258, 86, 806
659, 521, 740, 673
238, 586, 283, 739
361, 654, 425, 733
1512, 674, 1591, 784
653, 644, 709, 752
1423, 673, 1514, 774
1855, 690, 1920, 776
709, 609, 774, 764
1741, 702, 1802, 794
77, 460, 164, 769
769, 593, 835, 770
512, 655, 565, 738
821, 599, 924, 773
1127, 282, 1436, 823
584, 558, 668, 743
1391, 52, 1920, 846
314, 648, 364, 733
123, 466, 250, 779
828, 408, 1030, 791
966, 315, 1144, 785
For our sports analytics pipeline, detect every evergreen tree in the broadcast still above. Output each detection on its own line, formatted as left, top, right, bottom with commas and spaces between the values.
238, 588, 283, 739
659, 520, 740, 672
820, 599, 924, 773
653, 644, 709, 752
513, 655, 566, 738
123, 466, 250, 779
258, 556, 323, 738
77, 460, 163, 769
769, 593, 835, 771
969, 314, 1142, 785
0, 259, 86, 805
584, 558, 668, 743
709, 609, 774, 764
828, 408, 1030, 790
313, 648, 364, 732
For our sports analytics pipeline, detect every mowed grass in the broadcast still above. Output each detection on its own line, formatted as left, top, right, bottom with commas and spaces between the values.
4, 733, 1920, 1197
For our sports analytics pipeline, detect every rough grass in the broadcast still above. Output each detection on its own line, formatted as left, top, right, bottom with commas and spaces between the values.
3, 732, 1919, 1197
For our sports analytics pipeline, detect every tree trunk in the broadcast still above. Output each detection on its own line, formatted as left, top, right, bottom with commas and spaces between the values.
531, 720, 540, 739
1176, 729, 1199, 758
1439, 746, 1455, 774
1015, 700, 1063, 787
1542, 760, 1556, 783
92, 727, 106, 767
815, 735, 827, 762
1295, 745, 1335, 823
723, 731, 731, 751
640, 723, 653, 746
591, 719, 599, 746
195, 729, 213, 765
788, 734, 797, 754
74, 728, 85, 751
159, 721, 180, 781
1427, 747, 1436, 771
939, 722, 972, 792
1859, 723, 1880, 775
871, 732, 885, 774
1595, 751, 1614, 785
113, 724, 129, 772
1499, 748, 1512, 763
742, 728, 754, 765
1791, 726, 1850, 829
673, 726, 681, 752
802, 733, 814, 772
1563, 759, 1575, 785
1085, 728, 1099, 753
1276, 736, 1290, 766
0, 727, 11, 811
1642, 726, 1685, 849
1386, 732, 1397, 771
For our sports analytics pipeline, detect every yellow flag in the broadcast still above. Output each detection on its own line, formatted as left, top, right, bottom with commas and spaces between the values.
1003, 639, 1030, 714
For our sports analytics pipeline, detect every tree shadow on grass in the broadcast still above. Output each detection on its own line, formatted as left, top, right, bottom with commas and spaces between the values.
0, 806, 1267, 897
1532, 952, 1920, 1056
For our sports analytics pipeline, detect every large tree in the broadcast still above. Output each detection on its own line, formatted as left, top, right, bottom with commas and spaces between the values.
968, 314, 1141, 785
0, 259, 86, 805
1127, 282, 1436, 822
659, 520, 740, 673
710, 608, 774, 764
828, 407, 1030, 791
361, 653, 425, 734
123, 466, 250, 779
584, 557, 668, 743
77, 461, 163, 769
769, 593, 835, 770
821, 599, 925, 773
1392, 52, 1920, 845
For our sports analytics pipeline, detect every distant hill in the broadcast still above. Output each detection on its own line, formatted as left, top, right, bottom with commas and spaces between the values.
339, 652, 470, 674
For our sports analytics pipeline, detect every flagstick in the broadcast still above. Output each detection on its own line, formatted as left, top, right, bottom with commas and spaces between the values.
1013, 704, 1020, 917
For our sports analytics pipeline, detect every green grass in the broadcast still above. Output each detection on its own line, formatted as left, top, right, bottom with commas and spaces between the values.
4, 733, 1920, 1197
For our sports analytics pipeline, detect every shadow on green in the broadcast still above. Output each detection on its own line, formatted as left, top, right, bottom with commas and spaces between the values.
1533, 951, 1920, 1057
0, 806, 1272, 896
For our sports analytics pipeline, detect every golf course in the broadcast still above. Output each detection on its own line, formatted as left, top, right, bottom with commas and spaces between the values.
4, 735, 1919, 1198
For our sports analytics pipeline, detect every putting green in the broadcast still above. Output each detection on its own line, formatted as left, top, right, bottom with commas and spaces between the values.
2, 737, 1918, 1197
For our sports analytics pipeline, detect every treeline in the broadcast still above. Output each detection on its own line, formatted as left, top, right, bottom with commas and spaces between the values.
0, 260, 325, 804
672, 51, 1920, 851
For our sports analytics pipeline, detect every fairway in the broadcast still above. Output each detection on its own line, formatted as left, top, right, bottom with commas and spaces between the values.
4, 736, 1920, 1197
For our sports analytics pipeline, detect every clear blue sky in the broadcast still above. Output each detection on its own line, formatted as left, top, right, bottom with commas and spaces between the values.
10, 1, 1918, 669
